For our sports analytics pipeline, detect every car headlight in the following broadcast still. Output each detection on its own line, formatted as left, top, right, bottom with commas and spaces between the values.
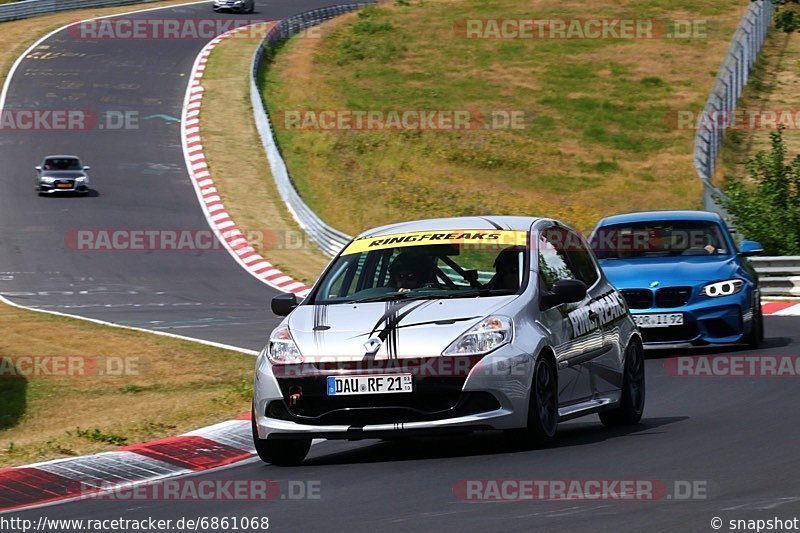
267, 324, 303, 364
703, 279, 744, 297
443, 316, 513, 356
75, 177, 87, 182
40, 177, 56, 183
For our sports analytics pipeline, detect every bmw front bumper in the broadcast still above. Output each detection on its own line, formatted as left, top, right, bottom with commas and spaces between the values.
632, 291, 755, 347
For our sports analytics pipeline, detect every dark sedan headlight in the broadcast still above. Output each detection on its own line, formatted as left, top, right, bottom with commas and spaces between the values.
702, 279, 744, 297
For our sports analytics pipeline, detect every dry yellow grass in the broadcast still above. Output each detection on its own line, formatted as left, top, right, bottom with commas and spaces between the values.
0, 302, 254, 467
200, 23, 330, 284
262, 0, 751, 234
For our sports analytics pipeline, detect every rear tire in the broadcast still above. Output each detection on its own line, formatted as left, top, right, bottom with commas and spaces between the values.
600, 339, 645, 427
251, 411, 310, 466
507, 355, 558, 448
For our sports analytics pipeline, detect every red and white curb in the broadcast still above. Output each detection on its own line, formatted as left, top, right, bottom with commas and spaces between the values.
763, 301, 800, 316
181, 26, 312, 298
0, 415, 254, 513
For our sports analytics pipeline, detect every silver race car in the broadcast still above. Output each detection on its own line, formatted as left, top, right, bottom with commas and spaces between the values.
35, 155, 90, 196
253, 216, 644, 465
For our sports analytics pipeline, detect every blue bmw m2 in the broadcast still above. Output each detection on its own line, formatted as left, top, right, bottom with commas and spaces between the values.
590, 211, 764, 349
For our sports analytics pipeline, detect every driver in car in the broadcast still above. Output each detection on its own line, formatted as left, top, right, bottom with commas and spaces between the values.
389, 253, 434, 292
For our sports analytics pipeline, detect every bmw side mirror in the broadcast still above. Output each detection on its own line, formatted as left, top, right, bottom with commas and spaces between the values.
738, 240, 764, 257
271, 293, 298, 316
83, 166, 91, 171
34, 166, 41, 171
541, 279, 587, 309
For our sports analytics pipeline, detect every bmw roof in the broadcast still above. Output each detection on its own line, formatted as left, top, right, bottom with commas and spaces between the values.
355, 216, 547, 238
595, 210, 724, 227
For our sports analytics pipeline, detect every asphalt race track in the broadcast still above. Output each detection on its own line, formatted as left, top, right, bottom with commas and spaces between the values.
0, 0, 336, 351
7, 318, 800, 531
2, 1, 800, 531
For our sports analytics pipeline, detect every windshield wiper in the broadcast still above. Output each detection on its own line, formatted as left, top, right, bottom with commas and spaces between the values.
348, 288, 515, 304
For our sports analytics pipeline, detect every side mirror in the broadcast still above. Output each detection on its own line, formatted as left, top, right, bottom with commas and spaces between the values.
82, 166, 91, 171
541, 279, 587, 309
34, 166, 41, 171
738, 240, 764, 257
271, 293, 298, 316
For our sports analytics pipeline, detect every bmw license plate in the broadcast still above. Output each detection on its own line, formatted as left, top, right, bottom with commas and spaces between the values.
327, 374, 412, 396
633, 313, 684, 328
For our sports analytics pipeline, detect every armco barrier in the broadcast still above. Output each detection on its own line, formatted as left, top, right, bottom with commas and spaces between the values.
695, 0, 775, 218
751, 257, 800, 297
0, 0, 160, 22
250, 4, 377, 257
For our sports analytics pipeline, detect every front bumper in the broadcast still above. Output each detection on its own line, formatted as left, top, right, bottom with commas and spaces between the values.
39, 183, 89, 194
630, 292, 753, 347
253, 347, 533, 440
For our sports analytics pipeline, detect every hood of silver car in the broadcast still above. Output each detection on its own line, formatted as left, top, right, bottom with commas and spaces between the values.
287, 296, 516, 361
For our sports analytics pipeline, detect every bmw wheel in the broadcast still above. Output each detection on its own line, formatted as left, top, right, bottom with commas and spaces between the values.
600, 339, 645, 427
745, 305, 764, 349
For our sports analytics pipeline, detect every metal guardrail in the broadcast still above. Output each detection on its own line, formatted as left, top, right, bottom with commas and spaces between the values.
0, 0, 160, 22
695, 0, 775, 218
751, 257, 800, 297
250, 4, 376, 257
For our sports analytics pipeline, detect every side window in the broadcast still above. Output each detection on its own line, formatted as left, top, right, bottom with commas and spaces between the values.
563, 230, 600, 287
538, 228, 576, 291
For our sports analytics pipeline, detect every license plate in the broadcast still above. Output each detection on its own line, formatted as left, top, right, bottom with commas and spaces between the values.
327, 374, 412, 396
633, 313, 684, 328
56, 183, 72, 189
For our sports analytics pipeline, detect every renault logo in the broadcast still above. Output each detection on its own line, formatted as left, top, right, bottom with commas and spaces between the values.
363, 338, 382, 354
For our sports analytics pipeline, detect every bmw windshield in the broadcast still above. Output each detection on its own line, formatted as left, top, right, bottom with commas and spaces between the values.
309, 230, 530, 305
591, 220, 732, 260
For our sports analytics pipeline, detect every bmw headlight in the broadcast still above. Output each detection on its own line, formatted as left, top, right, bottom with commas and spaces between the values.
443, 316, 513, 356
703, 279, 744, 297
267, 324, 303, 364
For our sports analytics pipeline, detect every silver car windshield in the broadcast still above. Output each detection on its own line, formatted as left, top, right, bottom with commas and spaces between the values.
43, 158, 82, 171
310, 230, 530, 305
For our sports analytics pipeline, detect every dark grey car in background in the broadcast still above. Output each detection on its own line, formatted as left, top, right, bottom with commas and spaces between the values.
35, 155, 90, 196
212, 0, 255, 13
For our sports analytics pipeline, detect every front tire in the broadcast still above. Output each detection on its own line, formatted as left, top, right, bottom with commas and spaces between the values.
599, 339, 645, 427
507, 355, 558, 448
745, 305, 764, 349
251, 411, 310, 466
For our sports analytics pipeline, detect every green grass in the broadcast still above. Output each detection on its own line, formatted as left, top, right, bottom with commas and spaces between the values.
261, 0, 750, 233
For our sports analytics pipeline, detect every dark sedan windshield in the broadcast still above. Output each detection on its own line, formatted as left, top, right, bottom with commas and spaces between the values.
591, 220, 731, 260
43, 158, 82, 171
310, 230, 529, 304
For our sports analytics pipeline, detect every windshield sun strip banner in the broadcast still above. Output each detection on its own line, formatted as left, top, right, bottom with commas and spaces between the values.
342, 230, 529, 255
